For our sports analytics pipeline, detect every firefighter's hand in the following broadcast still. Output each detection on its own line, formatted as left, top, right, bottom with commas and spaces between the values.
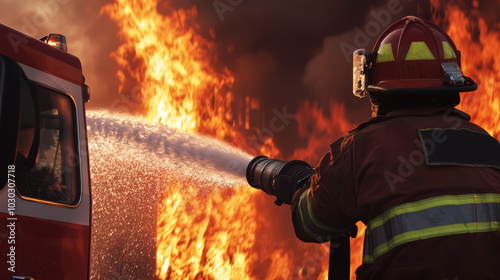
274, 172, 313, 206
274, 174, 293, 206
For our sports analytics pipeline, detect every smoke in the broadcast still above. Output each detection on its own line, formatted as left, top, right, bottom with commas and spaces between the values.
0, 0, 121, 107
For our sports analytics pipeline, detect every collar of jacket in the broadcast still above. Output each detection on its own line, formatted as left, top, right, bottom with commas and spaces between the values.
349, 107, 471, 133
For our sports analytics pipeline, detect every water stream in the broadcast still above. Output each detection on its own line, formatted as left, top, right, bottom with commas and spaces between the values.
86, 110, 253, 279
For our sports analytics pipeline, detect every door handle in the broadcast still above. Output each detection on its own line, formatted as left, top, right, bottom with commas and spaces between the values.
12, 276, 35, 280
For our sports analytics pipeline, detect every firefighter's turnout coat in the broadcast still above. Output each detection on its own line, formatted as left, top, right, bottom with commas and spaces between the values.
291, 107, 500, 279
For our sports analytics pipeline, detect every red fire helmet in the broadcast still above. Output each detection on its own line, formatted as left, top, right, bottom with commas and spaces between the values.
353, 16, 477, 97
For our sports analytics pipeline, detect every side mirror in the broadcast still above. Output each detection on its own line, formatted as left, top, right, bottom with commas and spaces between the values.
353, 49, 368, 98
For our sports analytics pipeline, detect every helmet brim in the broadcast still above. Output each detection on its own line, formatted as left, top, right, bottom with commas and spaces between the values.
367, 80, 478, 94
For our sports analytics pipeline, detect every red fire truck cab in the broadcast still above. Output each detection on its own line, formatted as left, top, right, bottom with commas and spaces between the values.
0, 23, 91, 279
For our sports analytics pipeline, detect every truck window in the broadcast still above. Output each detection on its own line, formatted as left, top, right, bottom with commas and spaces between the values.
17, 83, 81, 206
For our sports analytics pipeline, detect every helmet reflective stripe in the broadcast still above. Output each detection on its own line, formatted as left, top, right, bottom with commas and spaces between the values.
363, 193, 500, 263
375, 43, 395, 63
442, 41, 458, 59
405, 41, 435, 60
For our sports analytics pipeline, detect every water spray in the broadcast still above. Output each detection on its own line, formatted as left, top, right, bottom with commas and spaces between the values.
86, 110, 254, 278
86, 110, 253, 184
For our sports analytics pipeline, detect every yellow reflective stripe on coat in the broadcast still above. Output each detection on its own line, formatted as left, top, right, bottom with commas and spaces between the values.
298, 189, 349, 240
363, 193, 500, 263
405, 41, 435, 60
375, 43, 395, 63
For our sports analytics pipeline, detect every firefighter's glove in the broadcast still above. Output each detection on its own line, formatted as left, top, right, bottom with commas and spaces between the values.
274, 175, 292, 206
274, 174, 312, 206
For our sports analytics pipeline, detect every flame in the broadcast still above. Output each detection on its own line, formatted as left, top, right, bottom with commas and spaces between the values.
156, 178, 255, 279
154, 174, 332, 280
432, 0, 500, 139
101, 0, 241, 144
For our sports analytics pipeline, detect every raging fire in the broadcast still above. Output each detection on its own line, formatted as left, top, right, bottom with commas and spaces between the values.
101, 0, 238, 141
101, 0, 499, 278
101, 0, 333, 279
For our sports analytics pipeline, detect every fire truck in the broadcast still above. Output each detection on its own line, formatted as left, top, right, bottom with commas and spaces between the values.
0, 23, 91, 279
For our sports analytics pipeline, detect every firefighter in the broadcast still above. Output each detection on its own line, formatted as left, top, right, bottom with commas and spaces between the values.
289, 16, 500, 279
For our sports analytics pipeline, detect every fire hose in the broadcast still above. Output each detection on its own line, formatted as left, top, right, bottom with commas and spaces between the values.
246, 156, 355, 280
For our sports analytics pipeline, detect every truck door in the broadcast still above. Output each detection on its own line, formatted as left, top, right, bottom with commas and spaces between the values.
0, 51, 91, 280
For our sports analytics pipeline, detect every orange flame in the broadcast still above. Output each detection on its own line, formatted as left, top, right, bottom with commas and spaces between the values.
101, 0, 241, 144
155, 178, 255, 279
154, 173, 333, 280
